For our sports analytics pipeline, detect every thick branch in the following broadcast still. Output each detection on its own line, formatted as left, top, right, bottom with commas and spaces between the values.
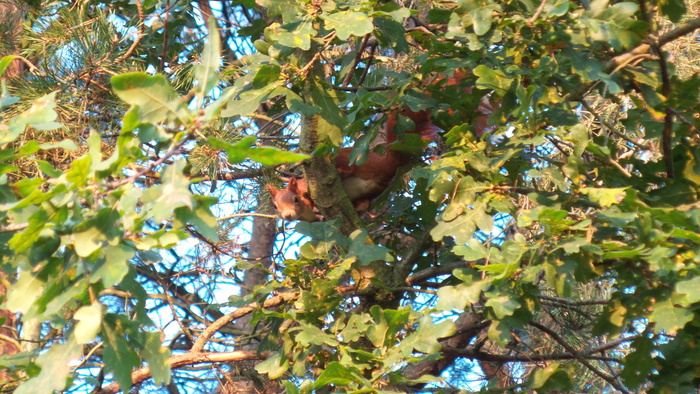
190, 291, 299, 353
299, 93, 361, 235
98, 351, 270, 394
393, 224, 438, 285
404, 310, 485, 383
443, 348, 619, 363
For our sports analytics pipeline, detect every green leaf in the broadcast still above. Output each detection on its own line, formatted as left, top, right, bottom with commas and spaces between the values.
268, 19, 316, 50
313, 362, 363, 388
563, 49, 621, 93
142, 160, 193, 223
0, 56, 17, 77
580, 187, 627, 207
436, 278, 488, 310
404, 316, 455, 354
485, 294, 521, 319
4, 269, 45, 314
9, 209, 49, 253
453, 238, 488, 260
257, 0, 303, 22
309, 81, 346, 145
65, 155, 92, 187
529, 362, 573, 391
322, 11, 374, 40
285, 89, 320, 116
676, 277, 700, 305
14, 340, 81, 394
72, 208, 121, 257
491, 315, 527, 346
374, 17, 408, 53
174, 202, 219, 242
137, 332, 171, 385
102, 315, 141, 391
474, 65, 513, 95
253, 64, 281, 89
431, 213, 475, 244
367, 306, 411, 348
0, 349, 40, 369
255, 351, 290, 379
92, 244, 133, 286
74, 303, 103, 344
620, 336, 656, 388
1, 92, 60, 145
209, 137, 309, 166
111, 72, 189, 125
338, 313, 373, 343
195, 17, 222, 96
295, 324, 339, 347
659, 0, 686, 22
649, 298, 693, 335
220, 84, 285, 117
348, 229, 393, 265
470, 5, 499, 36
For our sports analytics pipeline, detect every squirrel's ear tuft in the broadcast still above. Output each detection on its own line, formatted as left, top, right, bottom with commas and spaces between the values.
288, 177, 298, 191
266, 184, 278, 197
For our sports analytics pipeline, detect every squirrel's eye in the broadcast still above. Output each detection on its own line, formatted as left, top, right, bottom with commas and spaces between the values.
293, 196, 299, 203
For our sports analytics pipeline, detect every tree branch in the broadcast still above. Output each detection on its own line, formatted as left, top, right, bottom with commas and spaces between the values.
529, 321, 630, 394
190, 291, 299, 353
405, 261, 479, 286
98, 351, 270, 393
114, 0, 144, 64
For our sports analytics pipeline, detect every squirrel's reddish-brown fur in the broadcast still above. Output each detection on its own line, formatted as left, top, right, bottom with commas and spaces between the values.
267, 71, 493, 222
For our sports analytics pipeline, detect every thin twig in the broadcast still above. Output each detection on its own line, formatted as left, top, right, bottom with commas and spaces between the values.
331, 85, 393, 92
114, 0, 144, 63
0, 333, 21, 352
72, 342, 104, 372
218, 212, 279, 221
102, 135, 194, 192
538, 295, 610, 306
0, 223, 29, 233
527, 0, 548, 25
341, 34, 371, 87
529, 321, 630, 394
581, 100, 651, 150
356, 44, 376, 87
160, 0, 171, 71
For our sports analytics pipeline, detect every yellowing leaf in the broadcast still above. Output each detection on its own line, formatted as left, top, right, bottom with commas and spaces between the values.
580, 187, 627, 207
74, 304, 103, 344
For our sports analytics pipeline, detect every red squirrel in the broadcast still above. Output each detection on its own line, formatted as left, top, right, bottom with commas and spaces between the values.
267, 107, 438, 222
267, 71, 494, 222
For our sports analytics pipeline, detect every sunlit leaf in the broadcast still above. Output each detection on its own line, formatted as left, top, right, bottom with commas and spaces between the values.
209, 136, 309, 166
195, 17, 222, 96
74, 303, 103, 344
14, 340, 81, 394
111, 72, 190, 125
255, 351, 290, 379
649, 298, 693, 335
322, 11, 374, 40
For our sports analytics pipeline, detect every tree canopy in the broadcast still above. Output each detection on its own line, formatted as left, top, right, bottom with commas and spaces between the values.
0, 0, 699, 392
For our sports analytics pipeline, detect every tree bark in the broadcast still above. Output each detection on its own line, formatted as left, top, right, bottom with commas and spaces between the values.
0, 1, 27, 78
